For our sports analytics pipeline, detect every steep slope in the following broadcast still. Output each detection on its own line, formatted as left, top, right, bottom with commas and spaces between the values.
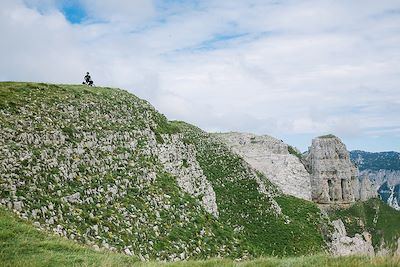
177, 124, 325, 255
0, 82, 326, 260
350, 150, 400, 210
214, 132, 312, 200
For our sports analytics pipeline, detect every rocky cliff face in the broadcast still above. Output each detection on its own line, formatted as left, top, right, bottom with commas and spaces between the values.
363, 170, 400, 210
378, 182, 400, 210
357, 174, 378, 201
214, 132, 312, 200
351, 151, 400, 210
305, 135, 359, 204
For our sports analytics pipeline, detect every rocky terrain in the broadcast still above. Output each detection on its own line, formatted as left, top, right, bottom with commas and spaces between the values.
329, 218, 374, 256
214, 132, 312, 200
215, 133, 398, 256
216, 134, 376, 205
351, 151, 400, 210
304, 135, 376, 204
0, 82, 399, 261
0, 82, 328, 260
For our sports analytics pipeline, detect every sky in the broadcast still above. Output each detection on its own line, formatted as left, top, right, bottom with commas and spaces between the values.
1, 0, 399, 152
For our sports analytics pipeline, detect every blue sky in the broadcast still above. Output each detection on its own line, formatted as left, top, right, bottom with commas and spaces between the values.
2, 0, 400, 152
59, 1, 86, 24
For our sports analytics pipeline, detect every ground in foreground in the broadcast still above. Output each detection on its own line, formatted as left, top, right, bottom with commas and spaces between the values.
0, 207, 398, 267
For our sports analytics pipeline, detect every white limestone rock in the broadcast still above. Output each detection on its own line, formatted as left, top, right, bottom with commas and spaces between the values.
157, 134, 219, 217
305, 136, 358, 203
13, 201, 23, 212
360, 170, 400, 189
215, 132, 312, 200
63, 192, 81, 204
330, 219, 374, 256
358, 174, 378, 201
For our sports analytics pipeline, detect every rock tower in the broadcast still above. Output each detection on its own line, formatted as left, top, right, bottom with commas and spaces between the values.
305, 135, 358, 204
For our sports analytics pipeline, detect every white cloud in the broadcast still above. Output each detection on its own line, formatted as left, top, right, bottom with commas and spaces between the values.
1, 0, 400, 151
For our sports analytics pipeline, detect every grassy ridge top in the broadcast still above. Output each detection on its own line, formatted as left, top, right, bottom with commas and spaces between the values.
1, 207, 399, 267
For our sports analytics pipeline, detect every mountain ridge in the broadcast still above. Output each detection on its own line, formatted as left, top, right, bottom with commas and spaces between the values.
0, 82, 399, 262
0, 82, 326, 260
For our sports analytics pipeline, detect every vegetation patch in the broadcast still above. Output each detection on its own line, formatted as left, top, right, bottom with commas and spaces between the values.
287, 145, 303, 160
174, 122, 327, 256
318, 134, 337, 139
329, 198, 400, 251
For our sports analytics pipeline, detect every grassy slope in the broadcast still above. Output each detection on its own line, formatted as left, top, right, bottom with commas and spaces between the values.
0, 207, 138, 267
0, 82, 245, 259
0, 82, 329, 259
329, 198, 400, 251
1, 82, 398, 263
173, 122, 327, 256
1, 207, 399, 267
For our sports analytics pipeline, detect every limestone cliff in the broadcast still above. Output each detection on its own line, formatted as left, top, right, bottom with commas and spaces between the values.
350, 150, 400, 210
214, 132, 312, 200
330, 219, 374, 256
357, 174, 378, 201
305, 135, 359, 204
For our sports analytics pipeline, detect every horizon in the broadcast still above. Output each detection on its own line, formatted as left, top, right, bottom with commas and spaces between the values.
1, 1, 399, 152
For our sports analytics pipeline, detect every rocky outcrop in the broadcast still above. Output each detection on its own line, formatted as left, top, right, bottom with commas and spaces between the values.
305, 135, 359, 203
358, 174, 378, 201
396, 238, 400, 255
350, 151, 400, 209
330, 219, 374, 256
378, 182, 400, 210
215, 132, 312, 200
157, 134, 219, 217
361, 170, 400, 210
360, 170, 400, 188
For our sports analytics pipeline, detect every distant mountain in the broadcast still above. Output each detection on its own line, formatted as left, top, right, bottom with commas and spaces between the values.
350, 150, 400, 210
378, 182, 400, 210
350, 150, 400, 171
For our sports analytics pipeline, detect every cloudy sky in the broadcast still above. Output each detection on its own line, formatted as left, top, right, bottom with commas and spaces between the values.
1, 0, 399, 152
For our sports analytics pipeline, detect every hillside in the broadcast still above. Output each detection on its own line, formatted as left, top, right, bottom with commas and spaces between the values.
0, 206, 138, 267
0, 82, 327, 260
1, 206, 399, 267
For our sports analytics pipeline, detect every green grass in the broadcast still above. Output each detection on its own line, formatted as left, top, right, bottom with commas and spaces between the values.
287, 145, 303, 160
173, 122, 326, 256
318, 134, 337, 139
1, 206, 399, 267
140, 255, 400, 267
329, 198, 400, 251
1, 82, 399, 265
0, 207, 138, 267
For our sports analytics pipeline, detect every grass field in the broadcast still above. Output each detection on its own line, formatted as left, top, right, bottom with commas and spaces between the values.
1, 207, 399, 267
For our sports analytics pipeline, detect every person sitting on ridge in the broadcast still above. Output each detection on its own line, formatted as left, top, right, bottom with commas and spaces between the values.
83, 72, 94, 86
